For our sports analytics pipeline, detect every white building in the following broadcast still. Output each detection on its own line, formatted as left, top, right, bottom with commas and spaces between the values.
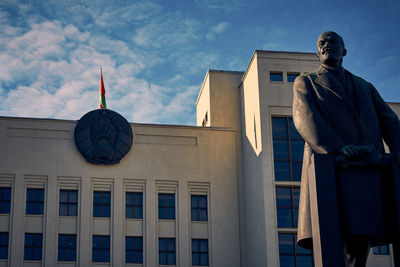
0, 51, 397, 266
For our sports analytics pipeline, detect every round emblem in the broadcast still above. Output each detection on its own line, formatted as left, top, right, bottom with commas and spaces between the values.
74, 109, 133, 164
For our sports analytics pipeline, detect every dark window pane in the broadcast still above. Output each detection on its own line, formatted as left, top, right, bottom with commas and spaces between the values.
276, 187, 291, 207
291, 140, 304, 161
273, 140, 289, 160
26, 189, 44, 215
292, 162, 303, 181
297, 255, 313, 267
24, 233, 42, 261
280, 255, 296, 267
0, 188, 11, 214
191, 209, 197, 221
167, 253, 175, 264
278, 233, 295, 254
93, 192, 111, 218
92, 235, 110, 262
287, 73, 300, 83
126, 236, 143, 263
274, 161, 290, 181
199, 210, 208, 221
58, 234, 76, 261
200, 254, 209, 265
277, 208, 293, 228
159, 194, 175, 220
198, 196, 207, 208
60, 191, 68, 202
191, 196, 198, 208
0, 233, 8, 260
60, 190, 78, 216
272, 118, 288, 138
270, 72, 283, 82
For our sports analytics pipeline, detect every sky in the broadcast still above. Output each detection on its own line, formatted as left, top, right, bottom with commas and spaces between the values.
0, 0, 399, 125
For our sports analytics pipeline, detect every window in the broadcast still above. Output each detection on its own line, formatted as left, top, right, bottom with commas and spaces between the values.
278, 233, 313, 267
0, 188, 11, 214
126, 192, 143, 219
191, 195, 207, 221
192, 239, 208, 266
0, 232, 8, 259
93, 191, 111, 217
58, 234, 76, 261
287, 73, 300, 83
92, 235, 110, 262
59, 190, 78, 216
159, 238, 175, 265
24, 233, 42, 261
26, 188, 44, 215
126, 236, 143, 263
276, 186, 300, 228
270, 72, 283, 82
272, 117, 304, 181
373, 245, 390, 255
158, 193, 175, 220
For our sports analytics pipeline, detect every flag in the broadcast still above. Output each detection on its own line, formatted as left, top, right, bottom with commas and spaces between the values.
99, 69, 107, 109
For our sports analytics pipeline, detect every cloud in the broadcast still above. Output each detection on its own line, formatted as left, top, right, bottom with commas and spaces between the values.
206, 22, 229, 40
0, 17, 200, 125
194, 0, 246, 12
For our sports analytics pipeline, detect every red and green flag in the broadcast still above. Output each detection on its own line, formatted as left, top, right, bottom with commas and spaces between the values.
99, 69, 107, 109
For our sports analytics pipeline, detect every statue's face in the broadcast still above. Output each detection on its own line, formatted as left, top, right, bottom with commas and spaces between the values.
316, 32, 346, 68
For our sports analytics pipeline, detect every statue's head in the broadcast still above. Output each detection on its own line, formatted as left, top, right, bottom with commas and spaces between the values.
316, 31, 347, 69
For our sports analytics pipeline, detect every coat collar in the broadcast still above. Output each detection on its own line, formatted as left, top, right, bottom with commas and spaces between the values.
314, 65, 359, 116
315, 65, 346, 99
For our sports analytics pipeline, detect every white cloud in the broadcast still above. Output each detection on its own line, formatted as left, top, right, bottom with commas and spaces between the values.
206, 22, 229, 40
0, 17, 200, 125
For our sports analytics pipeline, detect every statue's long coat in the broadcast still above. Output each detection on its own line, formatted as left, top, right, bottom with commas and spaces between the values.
292, 66, 400, 249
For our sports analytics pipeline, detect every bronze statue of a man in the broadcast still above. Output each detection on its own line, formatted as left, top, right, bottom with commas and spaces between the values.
292, 31, 400, 266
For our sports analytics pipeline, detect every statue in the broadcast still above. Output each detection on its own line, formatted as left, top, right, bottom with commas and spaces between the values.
292, 31, 400, 267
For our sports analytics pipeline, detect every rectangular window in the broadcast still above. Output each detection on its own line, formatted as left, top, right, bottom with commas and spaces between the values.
191, 195, 208, 221
373, 245, 390, 255
0, 188, 11, 214
126, 236, 143, 263
126, 192, 143, 219
59, 190, 78, 216
26, 188, 44, 215
24, 233, 42, 261
158, 193, 175, 220
272, 117, 304, 181
159, 238, 175, 265
278, 233, 313, 267
92, 235, 110, 262
192, 239, 208, 266
276, 186, 300, 228
287, 73, 300, 83
270, 72, 283, 82
58, 234, 76, 261
0, 232, 8, 260
93, 191, 111, 217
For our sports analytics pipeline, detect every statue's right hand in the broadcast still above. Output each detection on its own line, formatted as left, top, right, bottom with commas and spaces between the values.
338, 145, 362, 160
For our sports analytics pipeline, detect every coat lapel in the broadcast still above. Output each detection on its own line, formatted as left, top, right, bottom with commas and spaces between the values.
314, 67, 357, 115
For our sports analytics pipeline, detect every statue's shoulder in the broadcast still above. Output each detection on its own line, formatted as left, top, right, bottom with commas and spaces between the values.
295, 72, 317, 84
345, 69, 372, 87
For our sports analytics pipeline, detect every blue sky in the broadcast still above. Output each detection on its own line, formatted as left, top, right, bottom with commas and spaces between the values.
0, 0, 399, 125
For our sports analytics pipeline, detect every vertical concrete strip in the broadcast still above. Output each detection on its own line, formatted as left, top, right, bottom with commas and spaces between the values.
10, 174, 24, 267
44, 175, 57, 265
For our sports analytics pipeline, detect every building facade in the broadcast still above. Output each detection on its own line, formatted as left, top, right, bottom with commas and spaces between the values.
0, 51, 397, 266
